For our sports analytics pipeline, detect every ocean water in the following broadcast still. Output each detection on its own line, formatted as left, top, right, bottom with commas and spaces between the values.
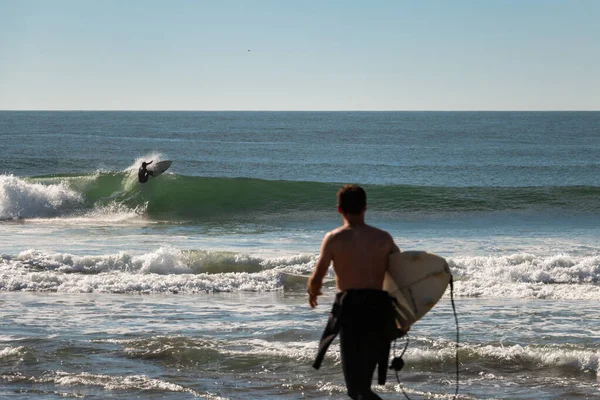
1, 111, 599, 399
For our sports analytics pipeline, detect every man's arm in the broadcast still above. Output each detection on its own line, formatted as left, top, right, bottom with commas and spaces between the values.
307, 233, 333, 308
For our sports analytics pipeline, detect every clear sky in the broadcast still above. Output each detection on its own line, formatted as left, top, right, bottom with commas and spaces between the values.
0, 0, 598, 110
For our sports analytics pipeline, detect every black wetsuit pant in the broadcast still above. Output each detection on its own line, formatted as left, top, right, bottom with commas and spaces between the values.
313, 289, 395, 400
339, 290, 393, 400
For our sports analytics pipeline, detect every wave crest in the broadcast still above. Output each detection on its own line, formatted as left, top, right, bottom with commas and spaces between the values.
0, 175, 83, 220
6, 173, 600, 222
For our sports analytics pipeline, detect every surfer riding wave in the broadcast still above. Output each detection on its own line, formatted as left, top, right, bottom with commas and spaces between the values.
138, 161, 153, 183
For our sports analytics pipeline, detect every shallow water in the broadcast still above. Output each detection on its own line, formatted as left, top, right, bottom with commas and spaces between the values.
1, 111, 600, 398
1, 293, 599, 399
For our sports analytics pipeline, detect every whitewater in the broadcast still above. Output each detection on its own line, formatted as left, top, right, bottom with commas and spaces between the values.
1, 111, 599, 399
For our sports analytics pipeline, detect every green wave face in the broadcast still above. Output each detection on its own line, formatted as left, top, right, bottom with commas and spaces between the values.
28, 173, 600, 222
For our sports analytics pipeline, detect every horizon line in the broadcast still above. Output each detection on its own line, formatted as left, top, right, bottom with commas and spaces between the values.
1, 109, 599, 112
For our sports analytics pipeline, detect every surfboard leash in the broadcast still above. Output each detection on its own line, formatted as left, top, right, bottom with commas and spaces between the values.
391, 334, 411, 400
449, 273, 460, 399
391, 273, 460, 400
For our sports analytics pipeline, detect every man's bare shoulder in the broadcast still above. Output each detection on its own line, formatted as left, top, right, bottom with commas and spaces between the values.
326, 224, 393, 242
320, 226, 356, 251
363, 224, 394, 239
326, 225, 349, 237
363, 225, 398, 253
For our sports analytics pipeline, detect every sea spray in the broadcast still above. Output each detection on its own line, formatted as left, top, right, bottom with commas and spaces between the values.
0, 175, 82, 220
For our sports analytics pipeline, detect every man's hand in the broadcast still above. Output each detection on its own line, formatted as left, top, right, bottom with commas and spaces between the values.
308, 287, 322, 308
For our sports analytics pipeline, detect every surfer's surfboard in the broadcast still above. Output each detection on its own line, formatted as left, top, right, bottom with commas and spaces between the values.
383, 251, 451, 331
147, 160, 172, 177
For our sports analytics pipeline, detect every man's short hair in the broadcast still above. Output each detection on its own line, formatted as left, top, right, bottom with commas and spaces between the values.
337, 184, 367, 215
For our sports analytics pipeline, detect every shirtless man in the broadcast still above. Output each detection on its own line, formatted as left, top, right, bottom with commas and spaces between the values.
309, 184, 399, 400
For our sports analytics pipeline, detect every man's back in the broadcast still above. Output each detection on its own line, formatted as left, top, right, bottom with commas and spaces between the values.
308, 184, 399, 399
328, 224, 395, 291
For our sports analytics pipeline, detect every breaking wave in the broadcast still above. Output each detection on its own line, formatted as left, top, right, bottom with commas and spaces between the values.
1, 248, 599, 300
2, 173, 599, 222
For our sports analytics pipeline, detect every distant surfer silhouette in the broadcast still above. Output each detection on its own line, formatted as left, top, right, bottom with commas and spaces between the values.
138, 161, 153, 183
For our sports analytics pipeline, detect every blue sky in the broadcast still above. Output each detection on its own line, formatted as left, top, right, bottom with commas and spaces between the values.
0, 0, 598, 110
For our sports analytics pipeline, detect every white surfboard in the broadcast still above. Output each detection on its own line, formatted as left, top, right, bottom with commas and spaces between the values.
383, 251, 451, 331
147, 160, 172, 177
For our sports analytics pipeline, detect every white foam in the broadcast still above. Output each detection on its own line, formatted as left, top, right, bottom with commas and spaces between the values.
0, 247, 312, 293
0, 172, 146, 224
219, 338, 324, 363
3, 249, 600, 299
69, 201, 146, 224
185, 250, 265, 273
316, 381, 347, 395
135, 247, 192, 274
451, 253, 600, 284
0, 346, 25, 359
404, 341, 600, 377
10, 247, 192, 275
0, 174, 83, 219
184, 250, 315, 274
47, 371, 208, 397
450, 253, 600, 300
